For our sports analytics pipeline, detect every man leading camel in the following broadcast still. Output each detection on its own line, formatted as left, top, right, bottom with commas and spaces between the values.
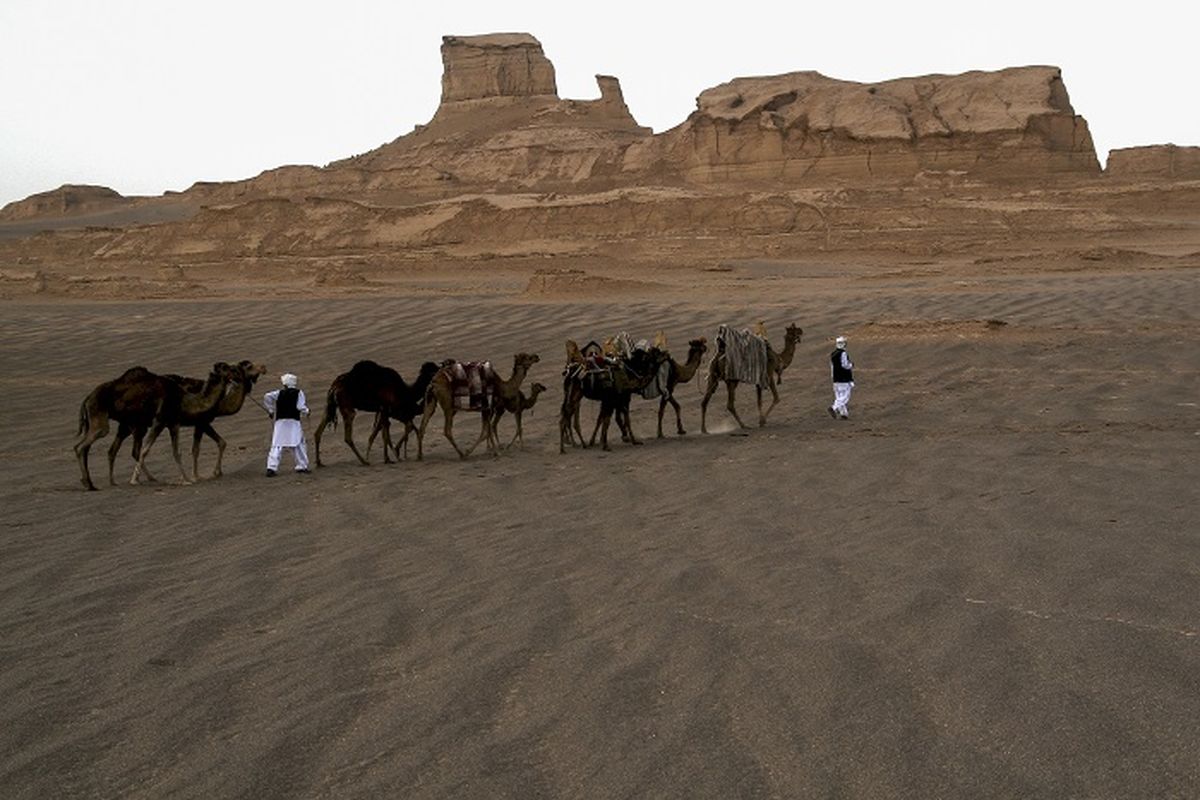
263, 373, 311, 476
828, 336, 855, 419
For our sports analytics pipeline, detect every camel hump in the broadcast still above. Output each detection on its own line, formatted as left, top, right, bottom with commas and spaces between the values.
117, 366, 153, 381
348, 359, 383, 375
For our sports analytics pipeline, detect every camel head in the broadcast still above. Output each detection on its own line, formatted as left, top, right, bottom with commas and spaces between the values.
687, 337, 709, 357
513, 352, 540, 372
235, 360, 268, 388
785, 324, 803, 344
529, 382, 548, 398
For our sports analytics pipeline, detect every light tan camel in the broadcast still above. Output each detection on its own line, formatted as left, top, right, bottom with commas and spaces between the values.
488, 382, 548, 451
417, 353, 539, 459
700, 323, 802, 433
74, 363, 235, 490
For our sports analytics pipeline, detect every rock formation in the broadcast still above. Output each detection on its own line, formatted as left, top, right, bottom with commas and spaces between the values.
0, 184, 128, 221
438, 33, 558, 105
1107, 145, 1200, 179
623, 67, 1100, 183
5, 30, 1196, 280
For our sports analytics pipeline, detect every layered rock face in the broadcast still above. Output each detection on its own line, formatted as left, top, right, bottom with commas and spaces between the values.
1107, 145, 1200, 179
625, 67, 1100, 182
439, 33, 558, 105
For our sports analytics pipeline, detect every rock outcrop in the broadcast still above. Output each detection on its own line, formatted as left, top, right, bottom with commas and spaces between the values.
1106, 145, 1200, 179
438, 33, 558, 105
0, 185, 128, 221
624, 67, 1099, 183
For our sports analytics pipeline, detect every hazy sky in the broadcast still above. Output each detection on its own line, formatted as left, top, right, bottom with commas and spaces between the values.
2, 0, 1197, 207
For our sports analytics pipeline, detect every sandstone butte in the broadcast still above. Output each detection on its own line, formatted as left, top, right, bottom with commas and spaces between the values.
1, 31, 1197, 283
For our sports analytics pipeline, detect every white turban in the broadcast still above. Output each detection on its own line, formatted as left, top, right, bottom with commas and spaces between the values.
281, 373, 298, 388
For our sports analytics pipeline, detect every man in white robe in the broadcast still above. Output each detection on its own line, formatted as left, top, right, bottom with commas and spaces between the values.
262, 373, 310, 476
828, 336, 855, 419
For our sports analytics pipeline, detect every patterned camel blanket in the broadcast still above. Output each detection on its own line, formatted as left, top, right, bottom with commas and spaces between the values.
446, 361, 497, 410
715, 324, 770, 387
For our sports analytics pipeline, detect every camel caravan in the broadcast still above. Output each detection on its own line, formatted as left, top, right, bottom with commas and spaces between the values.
73, 323, 803, 490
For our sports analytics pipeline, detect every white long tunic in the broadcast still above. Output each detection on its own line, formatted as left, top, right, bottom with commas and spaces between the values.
263, 389, 308, 448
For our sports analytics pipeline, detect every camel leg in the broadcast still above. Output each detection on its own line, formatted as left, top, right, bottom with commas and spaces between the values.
75, 414, 110, 491
559, 393, 574, 454
417, 400, 437, 461
463, 414, 491, 458
619, 401, 641, 445
756, 385, 766, 427
763, 380, 781, 423
130, 427, 159, 483
341, 410, 370, 466
669, 394, 686, 435
484, 410, 501, 454
598, 401, 615, 451
506, 411, 523, 451
442, 407, 467, 459
700, 373, 720, 434
393, 422, 413, 460
572, 398, 585, 447
313, 415, 329, 467
366, 412, 393, 463
167, 426, 191, 484
105, 422, 130, 488
129, 424, 186, 483
727, 381, 750, 429
365, 414, 379, 457
195, 424, 227, 479
657, 396, 668, 438
588, 406, 604, 448
380, 418, 394, 464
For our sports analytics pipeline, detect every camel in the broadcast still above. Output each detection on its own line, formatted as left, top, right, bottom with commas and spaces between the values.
487, 382, 548, 451
646, 337, 708, 437
74, 363, 236, 491
164, 360, 268, 479
418, 352, 540, 460
559, 345, 670, 453
313, 360, 441, 467
700, 323, 802, 433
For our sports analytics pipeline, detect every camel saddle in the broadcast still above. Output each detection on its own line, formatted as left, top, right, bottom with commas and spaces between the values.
564, 340, 615, 382
447, 361, 497, 410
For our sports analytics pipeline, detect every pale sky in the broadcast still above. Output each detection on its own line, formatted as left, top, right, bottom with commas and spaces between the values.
2, 0, 1197, 207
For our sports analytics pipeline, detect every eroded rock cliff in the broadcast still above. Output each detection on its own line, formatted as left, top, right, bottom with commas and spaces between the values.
1107, 145, 1200, 179
624, 67, 1099, 183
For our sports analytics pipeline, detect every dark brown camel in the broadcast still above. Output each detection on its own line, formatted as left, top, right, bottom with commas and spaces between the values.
487, 382, 548, 451
313, 360, 441, 467
559, 346, 670, 453
164, 360, 267, 479
646, 337, 708, 437
418, 353, 540, 460
700, 323, 802, 433
74, 363, 235, 491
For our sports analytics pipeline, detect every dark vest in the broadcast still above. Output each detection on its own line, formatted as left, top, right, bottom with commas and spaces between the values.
830, 349, 853, 383
275, 388, 301, 420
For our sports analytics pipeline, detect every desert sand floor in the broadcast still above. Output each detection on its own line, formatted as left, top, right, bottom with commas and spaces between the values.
1, 264, 1198, 798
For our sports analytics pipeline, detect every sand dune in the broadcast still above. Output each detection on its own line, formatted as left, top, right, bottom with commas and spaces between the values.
1, 258, 1198, 798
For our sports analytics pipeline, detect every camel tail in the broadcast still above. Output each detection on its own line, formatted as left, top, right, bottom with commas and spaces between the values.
77, 400, 88, 437
323, 387, 339, 431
